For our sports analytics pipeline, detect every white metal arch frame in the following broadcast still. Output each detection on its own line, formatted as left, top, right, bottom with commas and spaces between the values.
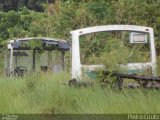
70, 25, 157, 79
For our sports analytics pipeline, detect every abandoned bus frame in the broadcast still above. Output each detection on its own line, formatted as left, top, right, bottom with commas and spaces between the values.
70, 25, 157, 80
4, 37, 70, 76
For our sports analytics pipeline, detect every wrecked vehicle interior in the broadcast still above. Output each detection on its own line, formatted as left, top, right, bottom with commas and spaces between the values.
70, 25, 159, 88
4, 37, 70, 76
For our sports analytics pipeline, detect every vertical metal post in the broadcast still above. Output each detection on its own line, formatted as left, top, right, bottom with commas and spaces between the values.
61, 51, 65, 71
48, 50, 53, 70
71, 32, 81, 79
9, 46, 13, 70
149, 28, 157, 75
4, 46, 8, 75
32, 49, 36, 71
15, 54, 17, 67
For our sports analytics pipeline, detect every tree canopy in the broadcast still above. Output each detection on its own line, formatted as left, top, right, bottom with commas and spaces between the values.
0, 0, 160, 59
1, 0, 160, 74
0, 0, 159, 39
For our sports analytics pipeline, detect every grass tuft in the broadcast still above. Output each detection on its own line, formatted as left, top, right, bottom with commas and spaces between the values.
0, 72, 160, 114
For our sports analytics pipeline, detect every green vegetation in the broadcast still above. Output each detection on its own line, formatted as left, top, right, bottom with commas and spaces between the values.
0, 0, 160, 64
0, 72, 160, 114
0, 0, 160, 114
0, 0, 160, 41
1, 0, 159, 72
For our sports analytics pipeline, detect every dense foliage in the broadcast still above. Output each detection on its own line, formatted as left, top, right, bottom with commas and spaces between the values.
0, 0, 160, 40
1, 1, 160, 115
0, 0, 160, 72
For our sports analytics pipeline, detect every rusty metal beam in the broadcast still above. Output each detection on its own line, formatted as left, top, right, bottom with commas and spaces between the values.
102, 71, 160, 82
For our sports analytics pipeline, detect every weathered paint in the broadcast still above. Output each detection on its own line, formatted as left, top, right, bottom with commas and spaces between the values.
7, 37, 69, 74
70, 25, 157, 79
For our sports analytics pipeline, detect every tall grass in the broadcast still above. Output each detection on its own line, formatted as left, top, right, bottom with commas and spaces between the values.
0, 72, 160, 114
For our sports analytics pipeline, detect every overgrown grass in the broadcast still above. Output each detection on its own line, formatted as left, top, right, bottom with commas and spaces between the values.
0, 72, 160, 114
